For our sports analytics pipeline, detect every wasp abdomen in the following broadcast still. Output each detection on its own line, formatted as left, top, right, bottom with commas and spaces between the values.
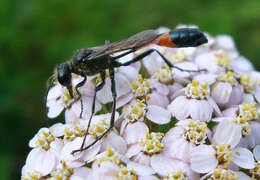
170, 28, 208, 47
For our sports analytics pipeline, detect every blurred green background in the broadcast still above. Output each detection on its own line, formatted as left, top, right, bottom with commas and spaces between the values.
1, 0, 260, 179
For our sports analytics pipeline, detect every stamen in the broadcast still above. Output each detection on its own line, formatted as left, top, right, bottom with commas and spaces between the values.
21, 170, 42, 180
217, 71, 237, 85
240, 74, 259, 93
139, 132, 164, 155
213, 50, 231, 68
152, 66, 174, 85
64, 122, 86, 141
50, 161, 73, 180
89, 118, 109, 139
114, 165, 137, 180
123, 100, 146, 123
163, 170, 188, 180
185, 80, 210, 99
214, 144, 231, 168
183, 119, 208, 145
212, 167, 239, 180
131, 75, 151, 98
34, 128, 55, 151
95, 146, 120, 164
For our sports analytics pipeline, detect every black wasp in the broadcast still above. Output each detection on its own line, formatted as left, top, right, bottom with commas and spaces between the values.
46, 28, 208, 154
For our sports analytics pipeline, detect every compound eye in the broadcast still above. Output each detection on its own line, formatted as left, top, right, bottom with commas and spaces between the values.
57, 63, 72, 87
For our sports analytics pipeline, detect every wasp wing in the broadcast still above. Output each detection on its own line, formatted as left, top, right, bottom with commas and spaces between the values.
87, 30, 161, 60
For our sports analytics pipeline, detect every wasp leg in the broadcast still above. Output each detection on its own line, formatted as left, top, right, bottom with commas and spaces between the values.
77, 71, 106, 152
112, 49, 134, 59
114, 48, 207, 73
72, 67, 117, 154
75, 76, 87, 118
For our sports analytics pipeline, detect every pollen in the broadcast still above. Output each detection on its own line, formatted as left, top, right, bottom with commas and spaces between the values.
215, 144, 231, 168
212, 168, 239, 180
240, 74, 259, 93
123, 100, 146, 123
185, 80, 210, 99
114, 165, 137, 180
139, 132, 164, 155
183, 119, 208, 145
251, 161, 260, 179
95, 146, 120, 164
50, 161, 73, 180
61, 87, 79, 108
163, 170, 188, 180
169, 49, 191, 63
64, 122, 86, 141
152, 66, 174, 85
34, 128, 55, 151
217, 71, 237, 85
89, 118, 109, 139
21, 170, 42, 180
131, 75, 151, 98
239, 102, 258, 121
213, 49, 231, 68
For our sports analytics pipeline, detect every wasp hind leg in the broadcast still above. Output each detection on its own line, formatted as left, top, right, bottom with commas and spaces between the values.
113, 48, 207, 73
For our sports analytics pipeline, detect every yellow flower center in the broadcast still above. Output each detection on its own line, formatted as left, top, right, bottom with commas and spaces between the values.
251, 161, 260, 179
21, 170, 42, 180
183, 119, 208, 145
213, 50, 231, 68
89, 118, 109, 139
35, 128, 55, 151
139, 132, 164, 155
152, 66, 174, 85
114, 165, 137, 180
212, 168, 239, 180
95, 146, 120, 165
233, 116, 251, 136
185, 80, 210, 99
123, 100, 146, 123
61, 86, 79, 108
169, 49, 191, 63
240, 74, 259, 93
163, 170, 188, 180
217, 71, 237, 85
50, 161, 73, 180
239, 102, 258, 121
215, 144, 231, 168
64, 122, 86, 141
131, 75, 151, 98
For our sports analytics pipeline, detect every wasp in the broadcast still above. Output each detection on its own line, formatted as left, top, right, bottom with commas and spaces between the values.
46, 28, 208, 154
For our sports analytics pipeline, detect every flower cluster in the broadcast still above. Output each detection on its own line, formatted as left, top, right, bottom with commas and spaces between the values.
21, 26, 260, 180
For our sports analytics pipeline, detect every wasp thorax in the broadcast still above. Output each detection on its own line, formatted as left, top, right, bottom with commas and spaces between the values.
57, 63, 72, 87
73, 48, 92, 64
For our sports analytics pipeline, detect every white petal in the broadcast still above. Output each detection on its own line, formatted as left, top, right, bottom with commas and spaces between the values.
47, 100, 64, 119
190, 145, 218, 173
213, 120, 242, 148
211, 82, 232, 104
253, 145, 260, 161
100, 131, 127, 154
150, 154, 175, 176
118, 66, 139, 82
231, 147, 255, 169
126, 144, 142, 158
189, 99, 213, 121
123, 122, 148, 144
168, 96, 190, 120
146, 105, 171, 125
147, 92, 169, 109
127, 161, 155, 176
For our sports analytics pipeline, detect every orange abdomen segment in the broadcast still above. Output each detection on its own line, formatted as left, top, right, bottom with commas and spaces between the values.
156, 33, 177, 48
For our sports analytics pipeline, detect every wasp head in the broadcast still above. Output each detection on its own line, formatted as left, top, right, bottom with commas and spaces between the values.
57, 62, 74, 98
